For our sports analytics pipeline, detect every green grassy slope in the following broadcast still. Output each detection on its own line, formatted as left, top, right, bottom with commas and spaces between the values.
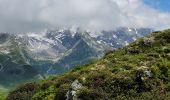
0, 93, 7, 100
7, 29, 170, 100
0, 88, 8, 100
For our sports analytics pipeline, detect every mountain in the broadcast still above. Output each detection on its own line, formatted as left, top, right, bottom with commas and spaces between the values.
0, 29, 111, 89
45, 29, 113, 74
7, 29, 170, 100
96, 28, 153, 48
0, 28, 151, 89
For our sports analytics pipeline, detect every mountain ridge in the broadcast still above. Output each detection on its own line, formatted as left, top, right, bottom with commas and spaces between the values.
7, 29, 170, 99
0, 27, 152, 91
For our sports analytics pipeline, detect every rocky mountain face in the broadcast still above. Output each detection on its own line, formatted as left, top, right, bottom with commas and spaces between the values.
96, 28, 152, 48
0, 27, 152, 88
7, 29, 170, 100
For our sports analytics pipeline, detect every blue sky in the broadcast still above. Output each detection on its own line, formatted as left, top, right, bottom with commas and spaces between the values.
144, 0, 170, 12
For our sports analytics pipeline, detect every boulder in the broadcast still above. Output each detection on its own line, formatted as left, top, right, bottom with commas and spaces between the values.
66, 80, 82, 100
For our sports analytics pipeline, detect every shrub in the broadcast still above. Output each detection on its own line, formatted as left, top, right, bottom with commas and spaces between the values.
163, 47, 170, 53
7, 83, 39, 100
147, 53, 160, 58
54, 83, 70, 100
77, 86, 103, 100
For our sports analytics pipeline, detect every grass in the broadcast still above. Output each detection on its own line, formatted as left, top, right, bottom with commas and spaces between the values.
0, 88, 8, 100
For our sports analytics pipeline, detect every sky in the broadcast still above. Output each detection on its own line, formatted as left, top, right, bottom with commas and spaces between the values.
144, 0, 170, 12
0, 0, 170, 33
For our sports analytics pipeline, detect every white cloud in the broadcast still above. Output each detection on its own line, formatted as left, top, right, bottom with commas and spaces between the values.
113, 0, 170, 30
0, 0, 169, 33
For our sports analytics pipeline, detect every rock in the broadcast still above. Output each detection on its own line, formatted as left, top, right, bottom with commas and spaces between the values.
141, 37, 154, 47
144, 38, 152, 46
144, 70, 153, 78
137, 66, 149, 70
66, 80, 82, 100
71, 80, 82, 91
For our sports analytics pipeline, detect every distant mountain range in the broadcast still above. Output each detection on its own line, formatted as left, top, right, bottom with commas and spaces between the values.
0, 27, 152, 88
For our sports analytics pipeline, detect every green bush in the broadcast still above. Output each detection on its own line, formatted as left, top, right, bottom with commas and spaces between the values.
54, 84, 70, 100
7, 83, 39, 100
77, 86, 103, 100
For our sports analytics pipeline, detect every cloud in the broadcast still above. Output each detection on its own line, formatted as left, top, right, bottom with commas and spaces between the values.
0, 0, 170, 33
113, 0, 170, 30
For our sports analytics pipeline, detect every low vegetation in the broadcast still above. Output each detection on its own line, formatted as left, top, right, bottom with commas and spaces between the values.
0, 85, 9, 100
7, 29, 170, 99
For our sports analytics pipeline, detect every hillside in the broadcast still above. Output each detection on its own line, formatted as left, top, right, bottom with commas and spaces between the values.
7, 29, 170, 100
0, 28, 151, 90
